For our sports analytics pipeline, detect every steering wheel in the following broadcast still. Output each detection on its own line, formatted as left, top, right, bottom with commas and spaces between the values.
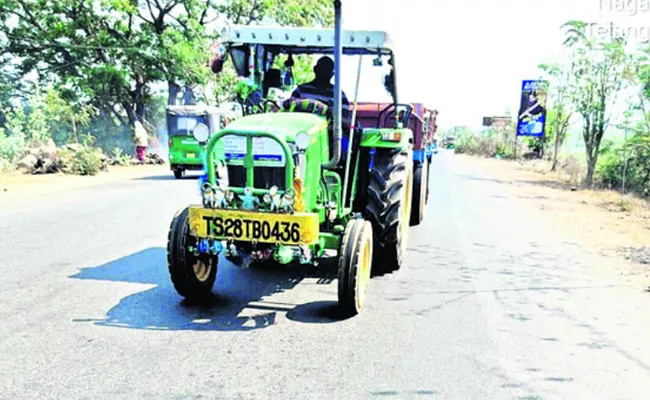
376, 103, 413, 129
262, 99, 281, 113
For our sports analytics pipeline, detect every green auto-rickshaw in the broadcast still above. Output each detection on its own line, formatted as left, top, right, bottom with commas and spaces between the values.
166, 104, 241, 179
443, 136, 456, 150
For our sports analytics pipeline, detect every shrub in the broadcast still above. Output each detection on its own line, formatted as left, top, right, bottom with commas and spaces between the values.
594, 135, 650, 196
111, 147, 131, 166
0, 131, 26, 172
59, 135, 106, 176
558, 155, 585, 185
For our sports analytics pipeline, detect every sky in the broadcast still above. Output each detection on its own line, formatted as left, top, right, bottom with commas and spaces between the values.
337, 0, 650, 131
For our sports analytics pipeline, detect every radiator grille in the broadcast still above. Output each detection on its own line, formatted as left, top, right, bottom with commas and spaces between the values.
226, 165, 286, 191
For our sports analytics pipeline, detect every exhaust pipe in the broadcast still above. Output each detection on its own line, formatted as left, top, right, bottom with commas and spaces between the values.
322, 0, 343, 170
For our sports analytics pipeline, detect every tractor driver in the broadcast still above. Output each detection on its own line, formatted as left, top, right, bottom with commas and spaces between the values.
290, 56, 352, 133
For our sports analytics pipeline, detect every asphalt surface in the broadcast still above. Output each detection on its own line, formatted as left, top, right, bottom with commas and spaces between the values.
1, 151, 650, 400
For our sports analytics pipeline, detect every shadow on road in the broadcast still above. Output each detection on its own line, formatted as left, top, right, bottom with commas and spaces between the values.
133, 174, 198, 181
69, 247, 346, 331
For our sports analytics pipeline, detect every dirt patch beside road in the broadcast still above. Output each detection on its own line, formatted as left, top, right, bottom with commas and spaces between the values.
456, 154, 650, 290
0, 164, 173, 204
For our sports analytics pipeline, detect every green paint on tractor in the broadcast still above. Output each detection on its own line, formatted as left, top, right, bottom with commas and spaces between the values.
165, 4, 431, 318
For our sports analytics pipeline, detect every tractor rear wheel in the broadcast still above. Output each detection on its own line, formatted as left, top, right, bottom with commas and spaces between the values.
167, 207, 218, 300
365, 147, 413, 274
409, 161, 427, 226
338, 219, 373, 317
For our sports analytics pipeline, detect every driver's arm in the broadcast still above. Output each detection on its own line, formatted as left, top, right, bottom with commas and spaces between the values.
341, 91, 351, 132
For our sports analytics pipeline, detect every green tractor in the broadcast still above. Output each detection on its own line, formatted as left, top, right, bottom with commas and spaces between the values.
166, 1, 416, 316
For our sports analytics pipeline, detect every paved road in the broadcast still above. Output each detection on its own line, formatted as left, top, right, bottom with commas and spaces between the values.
1, 151, 649, 400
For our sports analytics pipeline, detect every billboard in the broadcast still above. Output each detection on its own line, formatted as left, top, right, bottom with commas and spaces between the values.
483, 116, 512, 128
516, 80, 548, 137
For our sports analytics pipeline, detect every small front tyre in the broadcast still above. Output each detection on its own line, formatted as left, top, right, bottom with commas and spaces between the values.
167, 207, 218, 301
338, 219, 373, 317
173, 168, 184, 179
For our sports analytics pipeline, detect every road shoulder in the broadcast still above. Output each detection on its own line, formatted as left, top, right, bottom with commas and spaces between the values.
455, 154, 650, 291
0, 164, 173, 205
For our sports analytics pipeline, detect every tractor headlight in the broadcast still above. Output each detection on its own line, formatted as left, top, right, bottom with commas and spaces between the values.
382, 131, 402, 142
192, 123, 210, 143
295, 132, 311, 151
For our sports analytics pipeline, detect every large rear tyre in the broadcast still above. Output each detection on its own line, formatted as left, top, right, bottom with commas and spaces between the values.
365, 147, 413, 274
167, 207, 218, 300
409, 161, 427, 226
338, 219, 373, 317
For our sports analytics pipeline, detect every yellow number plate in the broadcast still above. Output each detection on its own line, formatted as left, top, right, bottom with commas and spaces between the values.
186, 153, 196, 159
188, 206, 319, 245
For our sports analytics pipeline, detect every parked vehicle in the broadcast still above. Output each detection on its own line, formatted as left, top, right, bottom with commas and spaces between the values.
166, 104, 242, 179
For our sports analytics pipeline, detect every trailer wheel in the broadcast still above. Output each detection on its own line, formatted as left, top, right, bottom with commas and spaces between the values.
409, 161, 427, 226
365, 147, 413, 274
338, 219, 373, 317
167, 207, 218, 300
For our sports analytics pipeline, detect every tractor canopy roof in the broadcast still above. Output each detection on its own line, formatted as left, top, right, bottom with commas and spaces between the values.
220, 25, 394, 56
220, 112, 327, 141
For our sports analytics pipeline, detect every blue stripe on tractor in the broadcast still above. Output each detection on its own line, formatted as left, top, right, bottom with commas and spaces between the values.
424, 144, 433, 158
413, 149, 425, 163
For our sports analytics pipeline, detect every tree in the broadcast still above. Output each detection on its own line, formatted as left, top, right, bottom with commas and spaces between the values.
538, 61, 575, 171
624, 45, 650, 194
0, 0, 155, 125
44, 89, 96, 144
562, 20, 629, 187
0, 0, 334, 130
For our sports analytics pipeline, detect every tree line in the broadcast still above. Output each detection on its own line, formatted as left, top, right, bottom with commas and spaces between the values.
0, 0, 331, 172
453, 20, 650, 196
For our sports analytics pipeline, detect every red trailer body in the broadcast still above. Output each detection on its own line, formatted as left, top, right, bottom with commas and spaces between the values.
351, 102, 438, 158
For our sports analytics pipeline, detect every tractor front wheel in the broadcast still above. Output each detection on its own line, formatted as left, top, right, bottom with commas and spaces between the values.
338, 219, 373, 317
409, 161, 427, 226
365, 147, 413, 275
167, 207, 218, 300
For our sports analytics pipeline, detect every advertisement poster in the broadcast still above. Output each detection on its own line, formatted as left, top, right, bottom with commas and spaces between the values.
516, 80, 548, 137
483, 116, 512, 128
